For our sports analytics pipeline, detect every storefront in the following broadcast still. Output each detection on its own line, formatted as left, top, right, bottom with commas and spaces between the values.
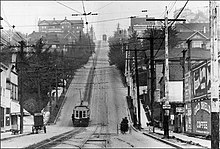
185, 60, 220, 136
192, 98, 210, 135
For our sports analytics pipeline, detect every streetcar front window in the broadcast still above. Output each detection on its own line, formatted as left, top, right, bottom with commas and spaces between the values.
83, 111, 86, 118
75, 111, 79, 118
79, 111, 82, 118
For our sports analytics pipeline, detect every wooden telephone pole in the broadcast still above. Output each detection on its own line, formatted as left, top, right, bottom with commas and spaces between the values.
210, 1, 219, 148
146, 7, 185, 138
10, 41, 34, 134
138, 28, 163, 133
126, 46, 145, 130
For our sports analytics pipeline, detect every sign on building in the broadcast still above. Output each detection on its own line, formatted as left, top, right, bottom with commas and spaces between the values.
192, 62, 207, 98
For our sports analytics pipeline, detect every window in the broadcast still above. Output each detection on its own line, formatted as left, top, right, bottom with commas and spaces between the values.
192, 41, 203, 48
11, 84, 18, 101
83, 111, 86, 118
6, 108, 10, 114
75, 111, 79, 118
0, 107, 4, 127
79, 111, 82, 118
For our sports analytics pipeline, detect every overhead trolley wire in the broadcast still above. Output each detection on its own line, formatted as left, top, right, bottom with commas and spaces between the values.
55, 1, 82, 14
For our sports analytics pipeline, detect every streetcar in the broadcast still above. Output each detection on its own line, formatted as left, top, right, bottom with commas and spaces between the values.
102, 34, 107, 41
72, 101, 90, 127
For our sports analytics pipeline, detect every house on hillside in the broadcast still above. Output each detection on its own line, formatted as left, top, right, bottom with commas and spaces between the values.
128, 16, 156, 36
155, 22, 212, 132
28, 17, 85, 53
38, 17, 84, 34
0, 62, 30, 132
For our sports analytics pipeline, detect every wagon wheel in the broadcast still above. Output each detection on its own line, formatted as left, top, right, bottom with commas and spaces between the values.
32, 127, 34, 134
44, 126, 46, 133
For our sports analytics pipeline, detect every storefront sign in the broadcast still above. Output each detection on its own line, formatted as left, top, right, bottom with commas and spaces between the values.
176, 107, 184, 113
185, 103, 192, 133
185, 72, 191, 102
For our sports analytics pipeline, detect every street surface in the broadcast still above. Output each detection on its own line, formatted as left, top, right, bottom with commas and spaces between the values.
54, 40, 174, 148
1, 40, 183, 148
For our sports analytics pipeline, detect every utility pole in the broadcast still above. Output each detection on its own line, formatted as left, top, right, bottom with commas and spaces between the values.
146, 7, 185, 138
163, 6, 170, 138
126, 46, 145, 130
186, 40, 192, 71
55, 64, 58, 102
18, 40, 25, 134
10, 41, 34, 134
138, 29, 161, 133
149, 32, 155, 133
181, 49, 187, 132
134, 46, 141, 130
210, 1, 219, 149
125, 43, 130, 97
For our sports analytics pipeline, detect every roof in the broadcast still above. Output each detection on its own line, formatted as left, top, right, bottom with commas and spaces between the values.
177, 31, 210, 41
131, 16, 155, 26
151, 47, 210, 61
175, 23, 209, 32
38, 18, 83, 26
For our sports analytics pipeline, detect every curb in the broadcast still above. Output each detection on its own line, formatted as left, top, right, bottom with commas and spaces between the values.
143, 132, 183, 149
1, 132, 32, 141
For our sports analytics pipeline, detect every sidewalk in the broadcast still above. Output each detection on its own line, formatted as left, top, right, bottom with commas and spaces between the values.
1, 125, 33, 141
142, 127, 212, 148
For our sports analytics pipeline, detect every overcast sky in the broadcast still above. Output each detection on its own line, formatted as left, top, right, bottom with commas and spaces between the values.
1, 1, 212, 39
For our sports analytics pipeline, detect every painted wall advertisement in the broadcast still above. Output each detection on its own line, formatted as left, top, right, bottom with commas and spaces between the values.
192, 63, 207, 98
192, 99, 211, 135
184, 72, 191, 102
184, 60, 220, 135
185, 103, 192, 133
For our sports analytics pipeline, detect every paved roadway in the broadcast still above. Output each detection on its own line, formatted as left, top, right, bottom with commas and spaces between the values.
56, 40, 175, 148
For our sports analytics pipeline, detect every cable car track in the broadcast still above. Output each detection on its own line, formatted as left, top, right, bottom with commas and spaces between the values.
25, 127, 85, 149
79, 124, 110, 148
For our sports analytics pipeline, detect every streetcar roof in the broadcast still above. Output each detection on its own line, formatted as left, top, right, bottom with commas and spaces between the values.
74, 106, 89, 111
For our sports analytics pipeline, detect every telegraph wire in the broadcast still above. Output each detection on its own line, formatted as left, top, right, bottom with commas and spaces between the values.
170, 0, 189, 26
55, 1, 82, 14
92, 2, 114, 12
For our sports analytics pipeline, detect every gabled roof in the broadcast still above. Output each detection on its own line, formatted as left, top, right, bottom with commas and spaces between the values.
177, 31, 210, 41
38, 18, 83, 26
175, 23, 209, 32
187, 31, 209, 40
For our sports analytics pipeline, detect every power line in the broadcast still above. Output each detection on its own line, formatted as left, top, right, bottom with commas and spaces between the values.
55, 1, 82, 14
170, 0, 189, 26
168, 1, 177, 14
92, 2, 114, 12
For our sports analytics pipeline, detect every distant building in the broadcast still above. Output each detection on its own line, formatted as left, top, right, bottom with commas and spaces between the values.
28, 17, 85, 52
128, 15, 156, 36
1, 59, 30, 132
38, 17, 84, 34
